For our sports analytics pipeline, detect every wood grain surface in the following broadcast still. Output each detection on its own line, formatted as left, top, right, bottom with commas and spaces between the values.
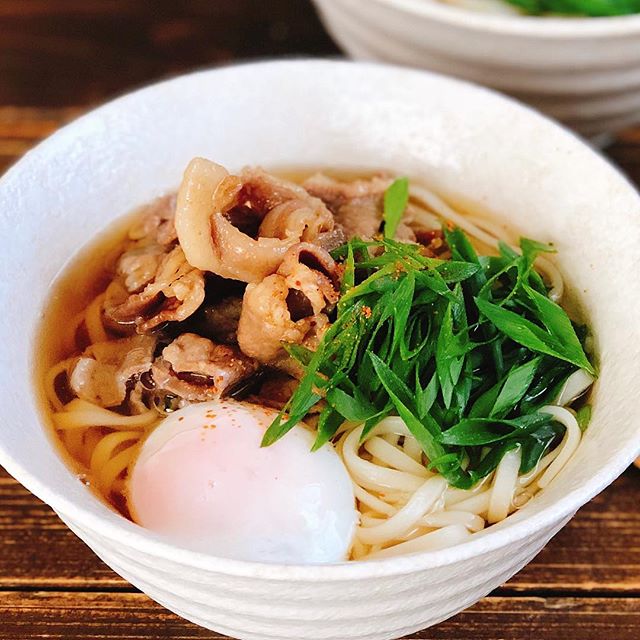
0, 0, 338, 106
2, 591, 640, 640
0, 1, 639, 638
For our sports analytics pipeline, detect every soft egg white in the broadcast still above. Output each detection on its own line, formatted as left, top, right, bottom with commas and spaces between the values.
127, 399, 357, 563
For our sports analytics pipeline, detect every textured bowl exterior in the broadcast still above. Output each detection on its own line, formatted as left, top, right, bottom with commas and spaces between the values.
75, 513, 576, 639
61, 513, 569, 640
1, 60, 640, 640
313, 0, 640, 137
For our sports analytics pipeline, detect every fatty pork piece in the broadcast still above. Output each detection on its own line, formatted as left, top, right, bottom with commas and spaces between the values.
303, 172, 416, 242
237, 243, 338, 367
173, 159, 336, 283
150, 333, 259, 403
105, 245, 205, 334
128, 193, 178, 246
69, 335, 156, 407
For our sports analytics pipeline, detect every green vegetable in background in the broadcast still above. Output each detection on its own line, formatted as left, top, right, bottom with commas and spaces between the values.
504, 0, 640, 16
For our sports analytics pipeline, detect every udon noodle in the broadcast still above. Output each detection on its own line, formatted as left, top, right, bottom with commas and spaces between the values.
41, 163, 594, 560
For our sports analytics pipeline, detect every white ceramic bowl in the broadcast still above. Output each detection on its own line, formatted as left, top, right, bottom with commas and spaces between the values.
1, 60, 639, 640
313, 0, 640, 138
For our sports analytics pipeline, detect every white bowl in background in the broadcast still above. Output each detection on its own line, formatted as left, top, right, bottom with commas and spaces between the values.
313, 0, 640, 138
1, 60, 640, 640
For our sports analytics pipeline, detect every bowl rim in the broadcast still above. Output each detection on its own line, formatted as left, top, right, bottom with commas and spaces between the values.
370, 0, 640, 37
1, 58, 640, 580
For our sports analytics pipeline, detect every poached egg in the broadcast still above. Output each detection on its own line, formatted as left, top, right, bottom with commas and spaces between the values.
127, 399, 357, 563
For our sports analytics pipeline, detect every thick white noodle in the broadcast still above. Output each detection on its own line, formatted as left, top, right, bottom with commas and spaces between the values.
402, 436, 423, 462
451, 491, 491, 516
353, 484, 396, 516
366, 525, 472, 560
340, 399, 586, 557
89, 431, 140, 476
410, 184, 498, 249
555, 369, 595, 406
342, 427, 425, 492
53, 399, 159, 430
369, 416, 413, 438
363, 437, 430, 476
534, 257, 564, 302
44, 358, 76, 411
421, 510, 485, 533
537, 406, 582, 489
487, 447, 522, 524
518, 446, 562, 488
84, 293, 108, 344
444, 477, 489, 506
464, 214, 514, 245
382, 433, 400, 447
357, 476, 447, 545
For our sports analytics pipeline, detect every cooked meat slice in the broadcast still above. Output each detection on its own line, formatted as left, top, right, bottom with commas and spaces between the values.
150, 333, 259, 402
237, 274, 315, 363
314, 225, 348, 253
175, 161, 342, 283
241, 167, 334, 243
240, 167, 328, 215
278, 243, 339, 312
209, 211, 294, 282
303, 173, 416, 242
258, 198, 333, 243
117, 244, 165, 293
105, 246, 205, 333
335, 201, 381, 240
174, 159, 296, 282
270, 313, 330, 379
129, 194, 178, 246
395, 224, 417, 242
237, 244, 338, 364
69, 335, 156, 407
303, 173, 392, 206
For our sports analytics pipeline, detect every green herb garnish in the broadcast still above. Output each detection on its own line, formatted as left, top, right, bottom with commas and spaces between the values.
576, 404, 592, 432
262, 192, 596, 489
505, 0, 640, 16
383, 177, 409, 239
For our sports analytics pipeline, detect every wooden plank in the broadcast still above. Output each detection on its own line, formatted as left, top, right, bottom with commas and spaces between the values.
0, 470, 123, 588
0, 0, 339, 107
1, 466, 639, 592
0, 106, 80, 138
0, 591, 638, 640
426, 597, 640, 640
510, 467, 640, 592
0, 107, 80, 173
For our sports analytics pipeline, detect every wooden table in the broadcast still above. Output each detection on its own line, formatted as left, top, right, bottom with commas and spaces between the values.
1, 2, 639, 638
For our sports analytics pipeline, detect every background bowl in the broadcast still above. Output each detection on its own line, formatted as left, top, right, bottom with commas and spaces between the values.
0, 60, 639, 640
312, 0, 640, 139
